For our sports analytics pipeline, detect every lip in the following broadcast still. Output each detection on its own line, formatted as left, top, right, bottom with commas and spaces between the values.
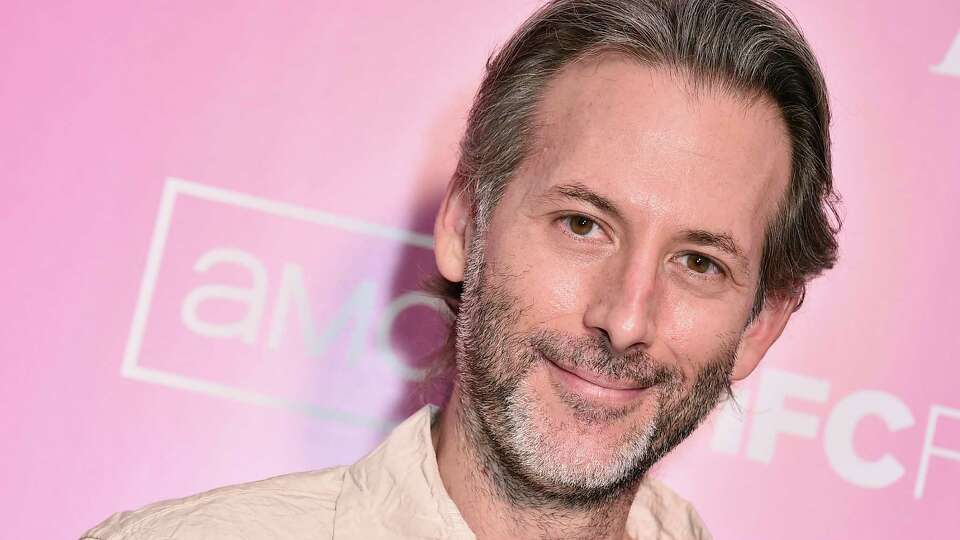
543, 355, 650, 407
560, 363, 643, 390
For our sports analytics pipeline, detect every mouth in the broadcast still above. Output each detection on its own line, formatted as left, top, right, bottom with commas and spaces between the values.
541, 353, 651, 408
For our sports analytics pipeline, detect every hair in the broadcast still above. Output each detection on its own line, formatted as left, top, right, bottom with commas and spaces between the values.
425, 0, 841, 378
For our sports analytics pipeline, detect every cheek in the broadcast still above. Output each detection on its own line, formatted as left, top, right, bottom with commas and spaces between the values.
663, 299, 696, 342
514, 261, 590, 328
660, 291, 698, 354
541, 266, 585, 313
659, 288, 735, 371
491, 239, 594, 327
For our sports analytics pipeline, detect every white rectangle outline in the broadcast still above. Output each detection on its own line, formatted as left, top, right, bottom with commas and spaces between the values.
122, 177, 434, 429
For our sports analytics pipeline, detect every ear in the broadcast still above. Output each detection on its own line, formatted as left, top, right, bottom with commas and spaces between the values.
433, 179, 471, 283
731, 293, 799, 381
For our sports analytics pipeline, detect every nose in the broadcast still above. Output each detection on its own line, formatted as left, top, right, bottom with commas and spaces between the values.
582, 251, 659, 354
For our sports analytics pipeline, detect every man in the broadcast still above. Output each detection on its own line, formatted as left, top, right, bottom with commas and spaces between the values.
83, 0, 839, 538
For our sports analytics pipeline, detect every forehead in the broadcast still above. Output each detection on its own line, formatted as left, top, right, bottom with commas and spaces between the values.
517, 54, 792, 258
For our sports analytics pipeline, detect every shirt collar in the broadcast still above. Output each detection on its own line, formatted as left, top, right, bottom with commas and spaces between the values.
333, 405, 475, 539
332, 405, 708, 539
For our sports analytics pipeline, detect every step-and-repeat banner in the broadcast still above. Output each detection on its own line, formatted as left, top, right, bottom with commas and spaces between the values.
2, 1, 958, 538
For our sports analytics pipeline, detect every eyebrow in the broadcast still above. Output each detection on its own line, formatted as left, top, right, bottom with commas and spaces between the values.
683, 229, 749, 271
546, 182, 625, 221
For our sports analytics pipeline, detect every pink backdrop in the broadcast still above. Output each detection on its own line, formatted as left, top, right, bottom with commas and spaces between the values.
2, 1, 959, 538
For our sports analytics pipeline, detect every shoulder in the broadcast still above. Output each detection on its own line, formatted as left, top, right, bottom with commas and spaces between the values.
628, 477, 713, 540
80, 467, 347, 540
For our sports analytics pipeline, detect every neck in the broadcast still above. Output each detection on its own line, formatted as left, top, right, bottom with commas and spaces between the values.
433, 385, 636, 540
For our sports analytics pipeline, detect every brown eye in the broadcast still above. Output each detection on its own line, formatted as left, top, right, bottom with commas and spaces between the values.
685, 254, 716, 274
567, 215, 596, 236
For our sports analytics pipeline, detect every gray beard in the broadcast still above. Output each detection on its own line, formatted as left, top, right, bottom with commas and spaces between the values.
452, 255, 738, 511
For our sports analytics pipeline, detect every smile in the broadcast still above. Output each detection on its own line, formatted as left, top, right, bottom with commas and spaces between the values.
542, 355, 651, 408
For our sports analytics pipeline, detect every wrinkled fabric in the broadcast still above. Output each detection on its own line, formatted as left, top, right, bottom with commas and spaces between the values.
82, 406, 712, 539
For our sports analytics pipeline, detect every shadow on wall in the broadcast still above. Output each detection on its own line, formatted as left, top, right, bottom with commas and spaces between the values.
384, 95, 471, 423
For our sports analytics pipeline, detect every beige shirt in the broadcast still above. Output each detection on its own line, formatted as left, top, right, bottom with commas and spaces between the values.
82, 406, 711, 539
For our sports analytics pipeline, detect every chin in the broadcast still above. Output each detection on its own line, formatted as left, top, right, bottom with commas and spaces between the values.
501, 364, 661, 494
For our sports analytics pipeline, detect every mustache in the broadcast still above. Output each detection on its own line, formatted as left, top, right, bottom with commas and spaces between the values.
528, 328, 681, 389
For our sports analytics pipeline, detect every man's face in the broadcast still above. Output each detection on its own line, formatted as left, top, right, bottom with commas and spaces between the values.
447, 55, 792, 504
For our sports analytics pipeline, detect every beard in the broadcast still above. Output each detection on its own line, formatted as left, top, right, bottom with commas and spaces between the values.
452, 252, 739, 510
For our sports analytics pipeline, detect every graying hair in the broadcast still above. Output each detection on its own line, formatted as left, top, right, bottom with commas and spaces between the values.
428, 0, 840, 325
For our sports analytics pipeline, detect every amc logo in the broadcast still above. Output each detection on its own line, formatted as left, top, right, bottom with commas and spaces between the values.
123, 178, 446, 427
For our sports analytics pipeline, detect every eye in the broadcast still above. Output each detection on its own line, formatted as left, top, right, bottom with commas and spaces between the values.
568, 215, 595, 235
679, 253, 723, 276
563, 215, 601, 237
